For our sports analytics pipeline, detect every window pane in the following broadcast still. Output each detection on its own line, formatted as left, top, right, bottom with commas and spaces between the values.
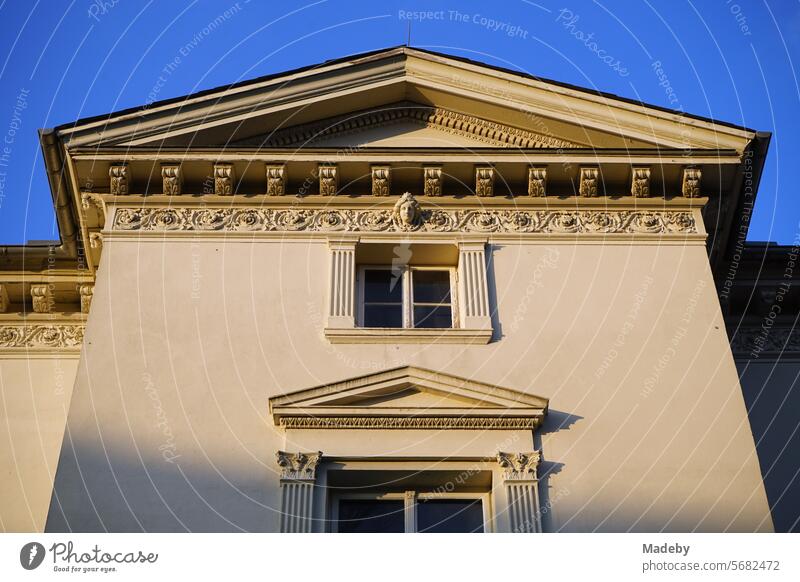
417, 498, 484, 533
364, 269, 403, 303
364, 304, 403, 328
413, 305, 452, 329
337, 500, 405, 533
412, 270, 451, 303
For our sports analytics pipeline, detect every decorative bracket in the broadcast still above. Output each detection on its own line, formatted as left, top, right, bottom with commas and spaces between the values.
109, 164, 128, 196
0, 284, 9, 313
631, 167, 651, 198
161, 164, 182, 195
78, 284, 94, 314
579, 167, 599, 197
266, 164, 286, 196
682, 167, 702, 197
475, 166, 494, 197
319, 165, 338, 196
214, 164, 235, 196
528, 167, 547, 197
423, 166, 443, 196
31, 284, 54, 314
371, 166, 391, 196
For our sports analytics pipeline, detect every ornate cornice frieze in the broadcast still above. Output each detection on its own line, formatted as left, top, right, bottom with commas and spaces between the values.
730, 326, 800, 357
112, 206, 697, 235
497, 451, 541, 481
277, 416, 542, 430
276, 451, 322, 481
242, 103, 581, 149
0, 323, 85, 351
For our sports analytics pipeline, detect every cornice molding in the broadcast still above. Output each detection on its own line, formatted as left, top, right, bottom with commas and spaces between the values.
236, 102, 583, 149
112, 206, 697, 236
278, 416, 541, 430
0, 323, 85, 351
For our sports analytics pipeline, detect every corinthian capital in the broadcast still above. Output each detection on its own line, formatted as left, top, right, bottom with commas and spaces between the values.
276, 451, 322, 481
497, 451, 541, 481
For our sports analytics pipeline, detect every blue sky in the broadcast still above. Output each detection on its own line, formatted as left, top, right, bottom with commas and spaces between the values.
0, 0, 798, 244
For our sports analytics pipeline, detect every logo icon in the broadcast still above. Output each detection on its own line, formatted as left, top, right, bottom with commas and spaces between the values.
20, 542, 45, 570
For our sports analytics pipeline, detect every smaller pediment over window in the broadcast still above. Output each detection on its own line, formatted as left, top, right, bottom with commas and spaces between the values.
269, 366, 548, 430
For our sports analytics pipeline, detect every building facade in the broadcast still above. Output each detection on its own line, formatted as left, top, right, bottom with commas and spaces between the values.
0, 47, 794, 532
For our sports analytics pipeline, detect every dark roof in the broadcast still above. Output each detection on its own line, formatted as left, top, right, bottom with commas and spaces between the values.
50, 45, 758, 135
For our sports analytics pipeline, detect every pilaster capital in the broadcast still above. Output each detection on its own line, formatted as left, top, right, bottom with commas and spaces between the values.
276, 451, 323, 481
497, 451, 541, 482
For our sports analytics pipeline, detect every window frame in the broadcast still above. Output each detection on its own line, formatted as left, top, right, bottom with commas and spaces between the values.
356, 264, 458, 329
330, 490, 491, 533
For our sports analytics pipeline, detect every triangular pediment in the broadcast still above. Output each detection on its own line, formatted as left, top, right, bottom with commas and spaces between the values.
269, 366, 548, 430
54, 47, 755, 152
234, 102, 584, 149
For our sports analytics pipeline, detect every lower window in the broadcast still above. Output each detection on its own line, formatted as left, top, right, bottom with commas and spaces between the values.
334, 492, 487, 533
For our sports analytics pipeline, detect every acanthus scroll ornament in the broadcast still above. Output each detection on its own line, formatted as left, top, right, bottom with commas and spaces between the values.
113, 206, 697, 235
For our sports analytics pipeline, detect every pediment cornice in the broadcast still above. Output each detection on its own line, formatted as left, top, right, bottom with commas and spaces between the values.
235, 102, 584, 149
268, 366, 548, 430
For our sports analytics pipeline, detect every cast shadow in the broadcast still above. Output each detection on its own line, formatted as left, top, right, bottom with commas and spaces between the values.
534, 410, 583, 532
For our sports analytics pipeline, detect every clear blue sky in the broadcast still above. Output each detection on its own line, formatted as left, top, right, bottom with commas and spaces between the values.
0, 0, 798, 245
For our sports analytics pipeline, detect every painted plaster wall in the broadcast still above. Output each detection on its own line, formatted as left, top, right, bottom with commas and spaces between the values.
46, 237, 772, 532
0, 356, 77, 531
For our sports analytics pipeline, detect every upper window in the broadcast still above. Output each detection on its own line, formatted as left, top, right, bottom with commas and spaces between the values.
359, 266, 455, 329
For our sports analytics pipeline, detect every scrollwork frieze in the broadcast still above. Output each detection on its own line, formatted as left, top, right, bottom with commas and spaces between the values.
113, 206, 697, 236
0, 324, 85, 350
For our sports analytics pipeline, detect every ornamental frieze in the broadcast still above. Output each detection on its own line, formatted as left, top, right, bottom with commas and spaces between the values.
278, 416, 542, 430
0, 324, 85, 350
113, 206, 697, 235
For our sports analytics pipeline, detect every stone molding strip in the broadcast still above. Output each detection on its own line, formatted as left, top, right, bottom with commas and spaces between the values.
0, 323, 85, 352
278, 416, 541, 430
113, 207, 697, 235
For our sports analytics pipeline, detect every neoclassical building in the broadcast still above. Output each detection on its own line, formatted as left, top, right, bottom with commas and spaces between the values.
1, 47, 795, 532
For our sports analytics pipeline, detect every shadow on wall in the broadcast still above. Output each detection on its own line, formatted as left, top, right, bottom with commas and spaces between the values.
738, 360, 800, 532
45, 429, 282, 533
535, 410, 582, 532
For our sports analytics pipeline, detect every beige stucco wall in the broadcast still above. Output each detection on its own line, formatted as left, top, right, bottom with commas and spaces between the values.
45, 237, 772, 532
0, 356, 77, 531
